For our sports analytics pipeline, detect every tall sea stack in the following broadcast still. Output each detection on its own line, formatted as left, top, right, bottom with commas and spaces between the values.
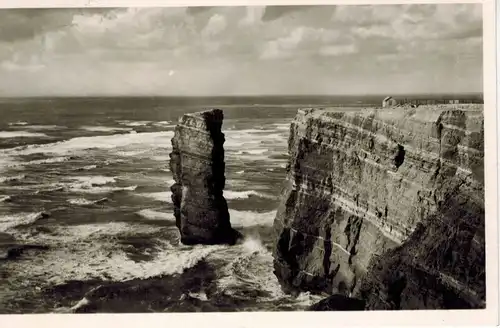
273, 105, 485, 309
169, 109, 241, 245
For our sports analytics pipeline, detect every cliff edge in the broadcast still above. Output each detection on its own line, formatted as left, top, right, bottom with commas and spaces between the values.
169, 109, 241, 245
272, 105, 485, 309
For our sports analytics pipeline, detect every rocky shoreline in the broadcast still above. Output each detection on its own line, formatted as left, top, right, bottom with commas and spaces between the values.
171, 104, 484, 310
271, 105, 484, 309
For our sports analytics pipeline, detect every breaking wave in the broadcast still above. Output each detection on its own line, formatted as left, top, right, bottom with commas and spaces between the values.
117, 120, 152, 127
224, 190, 275, 200
214, 236, 324, 307
0, 212, 48, 232
2, 131, 174, 157
137, 191, 172, 203
8, 121, 28, 126
0, 131, 49, 139
68, 185, 137, 194
67, 198, 108, 206
136, 209, 175, 221
81, 126, 132, 132
70, 176, 117, 186
0, 174, 26, 183
229, 210, 276, 228
76, 165, 98, 171
23, 238, 224, 285
26, 156, 71, 165
19, 125, 61, 130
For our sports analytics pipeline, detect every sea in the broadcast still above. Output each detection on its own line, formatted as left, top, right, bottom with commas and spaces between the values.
0, 94, 483, 313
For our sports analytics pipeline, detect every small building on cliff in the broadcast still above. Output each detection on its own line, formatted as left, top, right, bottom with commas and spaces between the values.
382, 96, 398, 108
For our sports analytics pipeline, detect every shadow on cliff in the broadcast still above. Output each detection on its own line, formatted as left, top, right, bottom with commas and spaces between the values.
312, 184, 485, 311
201, 110, 243, 245
356, 185, 485, 310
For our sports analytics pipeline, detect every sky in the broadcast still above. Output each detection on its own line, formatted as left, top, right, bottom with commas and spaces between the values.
0, 4, 483, 97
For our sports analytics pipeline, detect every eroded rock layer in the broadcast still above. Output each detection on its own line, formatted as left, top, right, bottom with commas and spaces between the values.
272, 105, 484, 309
169, 109, 240, 245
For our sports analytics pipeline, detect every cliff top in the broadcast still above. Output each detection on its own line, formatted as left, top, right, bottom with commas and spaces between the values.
297, 104, 483, 134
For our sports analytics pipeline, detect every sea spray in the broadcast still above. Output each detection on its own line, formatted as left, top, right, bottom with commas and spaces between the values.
0, 212, 48, 232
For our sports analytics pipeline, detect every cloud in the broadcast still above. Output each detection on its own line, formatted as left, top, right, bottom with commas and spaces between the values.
0, 4, 483, 96
239, 6, 265, 27
345, 4, 482, 41
261, 5, 317, 22
202, 14, 227, 37
319, 44, 358, 57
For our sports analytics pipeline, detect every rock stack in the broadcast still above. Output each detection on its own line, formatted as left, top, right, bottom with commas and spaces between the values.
169, 109, 241, 245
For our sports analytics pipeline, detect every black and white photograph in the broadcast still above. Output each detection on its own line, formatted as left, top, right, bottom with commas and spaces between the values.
0, 0, 497, 325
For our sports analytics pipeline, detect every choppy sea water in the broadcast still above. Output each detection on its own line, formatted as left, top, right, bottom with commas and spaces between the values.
0, 97, 339, 313
1, 95, 480, 313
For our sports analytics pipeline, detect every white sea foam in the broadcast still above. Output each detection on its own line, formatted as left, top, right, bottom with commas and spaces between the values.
2, 131, 174, 157
26, 156, 71, 165
67, 198, 94, 205
214, 236, 324, 307
117, 120, 152, 127
235, 149, 268, 155
224, 190, 275, 200
8, 121, 28, 126
136, 209, 175, 221
224, 131, 285, 149
35, 222, 160, 244
0, 174, 26, 183
20, 125, 61, 130
150, 155, 171, 161
152, 121, 175, 128
187, 291, 208, 301
153, 121, 172, 125
67, 198, 108, 206
229, 210, 276, 228
137, 191, 172, 203
81, 126, 132, 132
43, 176, 134, 194
0, 195, 11, 202
226, 129, 269, 134
214, 236, 286, 300
113, 150, 149, 157
24, 239, 223, 285
0, 131, 48, 138
70, 176, 117, 186
68, 185, 137, 194
272, 123, 291, 131
77, 165, 97, 171
0, 212, 46, 232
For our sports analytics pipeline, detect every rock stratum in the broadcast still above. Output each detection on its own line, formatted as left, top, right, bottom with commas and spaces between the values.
169, 109, 240, 245
272, 105, 485, 309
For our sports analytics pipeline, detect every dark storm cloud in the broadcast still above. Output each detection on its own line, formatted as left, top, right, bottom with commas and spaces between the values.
186, 6, 214, 15
0, 9, 73, 42
0, 8, 120, 42
261, 5, 320, 22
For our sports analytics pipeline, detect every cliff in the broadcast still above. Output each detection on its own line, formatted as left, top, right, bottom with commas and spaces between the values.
272, 105, 485, 309
169, 109, 241, 245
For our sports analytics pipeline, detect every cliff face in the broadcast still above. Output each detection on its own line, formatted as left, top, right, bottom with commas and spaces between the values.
169, 109, 240, 245
272, 105, 485, 309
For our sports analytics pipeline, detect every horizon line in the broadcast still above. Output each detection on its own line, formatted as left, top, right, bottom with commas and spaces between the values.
0, 92, 484, 99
